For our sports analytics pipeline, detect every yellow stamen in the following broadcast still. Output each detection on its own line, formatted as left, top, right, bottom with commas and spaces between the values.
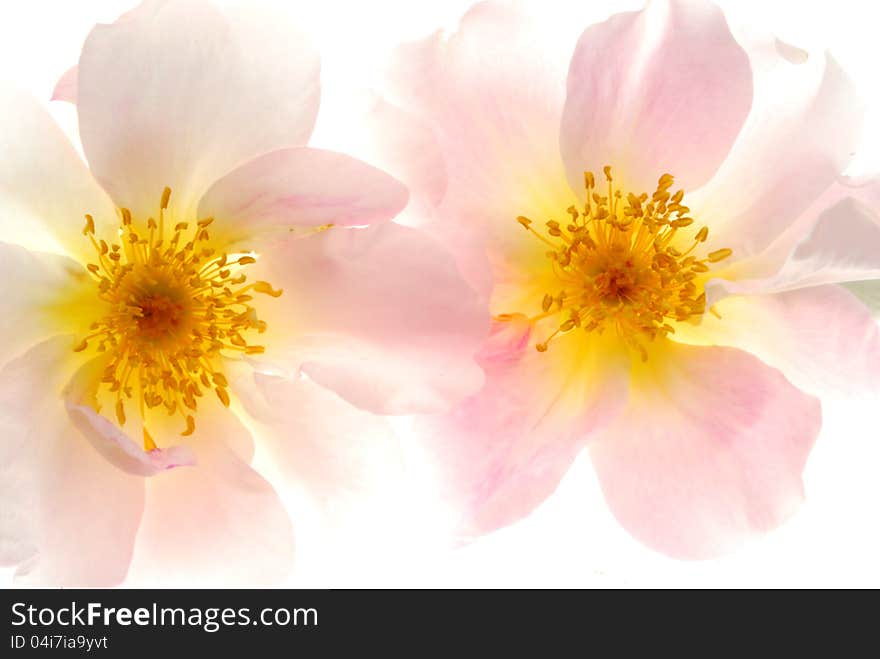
74, 188, 282, 445
707, 248, 733, 263
509, 167, 731, 360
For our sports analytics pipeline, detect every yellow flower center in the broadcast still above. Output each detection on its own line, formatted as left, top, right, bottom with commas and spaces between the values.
74, 188, 282, 448
512, 167, 731, 361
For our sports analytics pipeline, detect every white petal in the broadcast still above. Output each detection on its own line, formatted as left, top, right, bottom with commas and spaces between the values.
0, 337, 144, 586
77, 0, 320, 220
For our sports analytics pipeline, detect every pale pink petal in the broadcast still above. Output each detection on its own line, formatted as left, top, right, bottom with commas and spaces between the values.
251, 222, 489, 414
693, 52, 861, 256
313, 90, 448, 222
380, 2, 617, 300
67, 406, 196, 476
0, 337, 144, 585
231, 368, 401, 510
415, 318, 630, 538
197, 147, 408, 245
351, 97, 448, 218
384, 1, 575, 238
0, 243, 100, 370
63, 357, 196, 477
77, 0, 320, 219
705, 177, 880, 302
0, 84, 116, 258
126, 409, 294, 586
48, 0, 178, 106
561, 0, 752, 195
51, 65, 77, 103
672, 285, 880, 398
590, 343, 820, 560
326, 95, 494, 300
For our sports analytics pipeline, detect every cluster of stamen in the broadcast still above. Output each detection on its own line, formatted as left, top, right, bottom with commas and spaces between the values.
75, 188, 282, 448
512, 167, 732, 360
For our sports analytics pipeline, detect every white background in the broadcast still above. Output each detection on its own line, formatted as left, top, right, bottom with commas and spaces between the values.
1, 0, 879, 588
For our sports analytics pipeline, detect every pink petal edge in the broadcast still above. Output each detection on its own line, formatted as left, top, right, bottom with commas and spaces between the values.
64, 357, 195, 477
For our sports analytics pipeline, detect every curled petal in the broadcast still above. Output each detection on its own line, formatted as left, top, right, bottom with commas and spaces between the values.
63, 356, 196, 477
66, 406, 196, 476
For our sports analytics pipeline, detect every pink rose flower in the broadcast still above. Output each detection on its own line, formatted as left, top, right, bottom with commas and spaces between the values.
0, 0, 487, 585
362, 0, 880, 558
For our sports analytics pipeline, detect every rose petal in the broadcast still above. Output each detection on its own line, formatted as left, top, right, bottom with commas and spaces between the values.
198, 147, 408, 246
415, 318, 630, 538
692, 52, 861, 256
51, 65, 77, 103
48, 0, 173, 105
705, 178, 880, 302
357, 96, 497, 300
561, 0, 752, 195
126, 410, 295, 586
0, 84, 116, 258
231, 368, 401, 510
251, 222, 489, 414
0, 337, 144, 585
66, 405, 197, 476
0, 243, 99, 370
326, 93, 497, 300
671, 285, 880, 398
590, 343, 820, 560
63, 356, 196, 477
77, 0, 320, 219
384, 1, 575, 239
345, 96, 448, 219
